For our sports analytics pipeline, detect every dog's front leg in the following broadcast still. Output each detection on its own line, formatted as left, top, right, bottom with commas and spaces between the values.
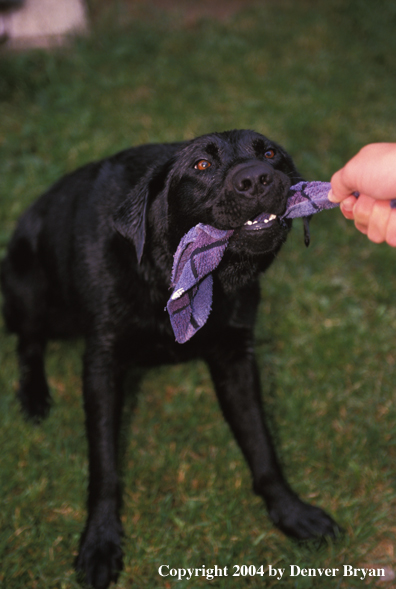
206, 337, 340, 541
75, 336, 125, 589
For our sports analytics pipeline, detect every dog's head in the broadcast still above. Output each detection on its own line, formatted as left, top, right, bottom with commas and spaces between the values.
114, 130, 302, 284
165, 130, 302, 255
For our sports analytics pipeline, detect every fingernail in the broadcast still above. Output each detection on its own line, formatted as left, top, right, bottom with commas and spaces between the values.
328, 190, 337, 202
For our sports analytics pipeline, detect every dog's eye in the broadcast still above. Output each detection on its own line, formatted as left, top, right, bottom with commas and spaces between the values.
194, 159, 211, 171
264, 149, 276, 159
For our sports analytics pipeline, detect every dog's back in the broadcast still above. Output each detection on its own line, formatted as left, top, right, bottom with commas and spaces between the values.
1, 142, 177, 339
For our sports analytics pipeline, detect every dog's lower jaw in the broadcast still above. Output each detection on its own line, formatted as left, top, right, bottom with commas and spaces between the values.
215, 256, 261, 293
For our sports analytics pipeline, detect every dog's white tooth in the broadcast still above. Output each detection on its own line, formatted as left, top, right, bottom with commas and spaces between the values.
245, 220, 253, 225
269, 214, 277, 221
264, 219, 269, 224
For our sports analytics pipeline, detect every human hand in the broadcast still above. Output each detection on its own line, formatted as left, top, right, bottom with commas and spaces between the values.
328, 143, 396, 246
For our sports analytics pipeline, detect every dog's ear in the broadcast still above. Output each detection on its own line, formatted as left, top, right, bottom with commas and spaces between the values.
113, 158, 175, 264
113, 185, 149, 264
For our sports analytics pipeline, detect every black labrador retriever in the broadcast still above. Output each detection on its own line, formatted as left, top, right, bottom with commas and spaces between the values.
1, 130, 339, 589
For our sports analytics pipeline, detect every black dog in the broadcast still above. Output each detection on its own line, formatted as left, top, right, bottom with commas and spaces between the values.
1, 130, 339, 589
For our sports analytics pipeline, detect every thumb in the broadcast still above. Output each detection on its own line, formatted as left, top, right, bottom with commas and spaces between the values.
329, 168, 356, 203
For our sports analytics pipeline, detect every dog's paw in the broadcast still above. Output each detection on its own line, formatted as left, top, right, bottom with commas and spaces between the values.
268, 497, 341, 542
75, 523, 123, 589
18, 383, 51, 423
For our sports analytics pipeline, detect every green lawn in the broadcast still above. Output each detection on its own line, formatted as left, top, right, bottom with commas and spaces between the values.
1, 1, 396, 587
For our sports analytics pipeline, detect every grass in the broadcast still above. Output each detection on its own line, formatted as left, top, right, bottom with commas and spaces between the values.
1, 0, 396, 586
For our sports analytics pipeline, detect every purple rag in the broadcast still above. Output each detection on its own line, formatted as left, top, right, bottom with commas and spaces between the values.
167, 181, 335, 343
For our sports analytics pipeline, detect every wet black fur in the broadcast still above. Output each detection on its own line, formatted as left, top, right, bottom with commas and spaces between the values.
1, 130, 340, 589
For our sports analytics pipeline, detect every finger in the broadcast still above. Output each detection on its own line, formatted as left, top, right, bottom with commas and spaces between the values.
385, 209, 396, 247
340, 195, 358, 219
366, 200, 391, 243
352, 194, 376, 229
355, 222, 368, 235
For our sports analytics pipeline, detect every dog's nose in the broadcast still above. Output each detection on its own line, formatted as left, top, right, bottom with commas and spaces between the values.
231, 162, 274, 197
